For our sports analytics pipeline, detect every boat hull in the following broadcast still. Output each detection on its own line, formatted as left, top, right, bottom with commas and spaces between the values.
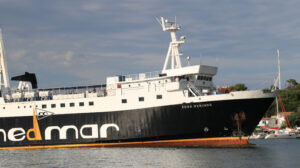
265, 133, 297, 139
0, 97, 274, 149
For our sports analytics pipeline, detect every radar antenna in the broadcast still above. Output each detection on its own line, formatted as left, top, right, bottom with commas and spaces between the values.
158, 17, 186, 73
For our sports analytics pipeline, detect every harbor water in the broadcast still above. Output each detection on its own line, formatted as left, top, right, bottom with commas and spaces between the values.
0, 139, 299, 168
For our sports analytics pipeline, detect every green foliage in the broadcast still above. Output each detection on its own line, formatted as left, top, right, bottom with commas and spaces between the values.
289, 112, 300, 127
287, 79, 298, 88
265, 79, 300, 127
229, 83, 248, 91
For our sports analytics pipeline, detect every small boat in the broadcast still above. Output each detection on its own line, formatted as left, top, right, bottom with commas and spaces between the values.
249, 132, 267, 139
265, 129, 297, 139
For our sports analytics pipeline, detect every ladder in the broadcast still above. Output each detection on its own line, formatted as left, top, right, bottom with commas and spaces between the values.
187, 82, 201, 97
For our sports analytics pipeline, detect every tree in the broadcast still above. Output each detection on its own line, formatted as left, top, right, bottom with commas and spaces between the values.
229, 83, 248, 91
289, 112, 300, 127
262, 88, 271, 93
287, 79, 298, 89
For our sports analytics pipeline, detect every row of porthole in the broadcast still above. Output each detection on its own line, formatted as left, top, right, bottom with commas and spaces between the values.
121, 95, 163, 104
41, 101, 94, 109
2, 101, 94, 110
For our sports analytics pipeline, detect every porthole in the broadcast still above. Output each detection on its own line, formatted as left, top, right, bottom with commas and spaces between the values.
89, 101, 94, 106
156, 95, 162, 99
79, 102, 84, 106
139, 97, 144, 102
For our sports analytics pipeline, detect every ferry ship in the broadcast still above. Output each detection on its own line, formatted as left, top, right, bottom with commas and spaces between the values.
0, 17, 277, 149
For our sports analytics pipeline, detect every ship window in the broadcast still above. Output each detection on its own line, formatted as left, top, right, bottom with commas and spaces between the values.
24, 106, 26, 108
51, 104, 56, 108
79, 102, 84, 106
42, 104, 47, 109
122, 99, 127, 103
139, 97, 144, 102
3, 107, 5, 109
89, 101, 94, 106
156, 95, 162, 99
29, 105, 32, 108
60, 103, 65, 108
18, 106, 20, 109
70, 103, 75, 107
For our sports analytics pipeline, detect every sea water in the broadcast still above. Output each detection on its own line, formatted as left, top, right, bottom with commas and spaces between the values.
0, 139, 299, 168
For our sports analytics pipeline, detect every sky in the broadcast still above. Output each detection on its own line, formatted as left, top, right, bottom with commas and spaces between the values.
0, 0, 299, 89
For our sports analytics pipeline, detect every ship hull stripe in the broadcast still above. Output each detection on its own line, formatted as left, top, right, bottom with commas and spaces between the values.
0, 136, 250, 149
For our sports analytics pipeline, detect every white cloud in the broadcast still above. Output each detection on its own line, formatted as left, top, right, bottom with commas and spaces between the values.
9, 49, 27, 60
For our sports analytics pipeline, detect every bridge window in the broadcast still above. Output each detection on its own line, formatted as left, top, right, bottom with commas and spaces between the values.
60, 103, 65, 108
79, 102, 84, 107
70, 103, 75, 107
42, 104, 47, 109
156, 95, 162, 99
122, 99, 127, 103
89, 101, 94, 106
139, 97, 144, 102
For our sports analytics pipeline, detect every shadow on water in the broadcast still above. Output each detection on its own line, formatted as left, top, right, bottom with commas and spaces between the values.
0, 139, 299, 168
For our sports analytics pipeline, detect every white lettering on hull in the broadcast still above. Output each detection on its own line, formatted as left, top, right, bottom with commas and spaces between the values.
100, 124, 119, 138
80, 124, 99, 139
0, 129, 6, 142
8, 128, 26, 141
45, 125, 79, 140
0, 123, 120, 142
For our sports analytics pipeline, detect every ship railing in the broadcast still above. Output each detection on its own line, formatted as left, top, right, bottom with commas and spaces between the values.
4, 84, 109, 103
124, 71, 160, 82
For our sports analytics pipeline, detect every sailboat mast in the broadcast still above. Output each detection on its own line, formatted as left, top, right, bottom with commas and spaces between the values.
277, 49, 281, 89
0, 28, 11, 90
276, 49, 281, 115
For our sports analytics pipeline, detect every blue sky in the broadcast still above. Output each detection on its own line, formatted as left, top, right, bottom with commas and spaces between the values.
0, 0, 299, 89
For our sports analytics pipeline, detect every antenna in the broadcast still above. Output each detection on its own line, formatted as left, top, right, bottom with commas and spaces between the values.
277, 49, 281, 90
155, 17, 162, 26
159, 17, 185, 72
186, 56, 191, 66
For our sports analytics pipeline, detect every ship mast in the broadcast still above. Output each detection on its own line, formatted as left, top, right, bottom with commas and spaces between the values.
0, 28, 10, 92
159, 17, 186, 73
